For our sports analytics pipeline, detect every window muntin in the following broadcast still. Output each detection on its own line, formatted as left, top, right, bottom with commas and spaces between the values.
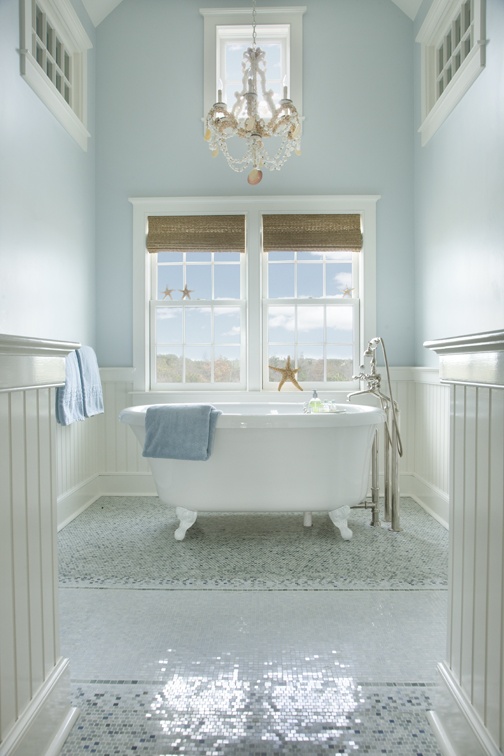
150, 251, 246, 390
263, 250, 359, 389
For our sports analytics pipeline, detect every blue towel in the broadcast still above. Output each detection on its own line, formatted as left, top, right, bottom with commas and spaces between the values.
142, 404, 221, 461
56, 351, 86, 426
76, 346, 104, 418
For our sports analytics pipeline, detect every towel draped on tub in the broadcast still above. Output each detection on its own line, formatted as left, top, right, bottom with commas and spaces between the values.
142, 404, 221, 461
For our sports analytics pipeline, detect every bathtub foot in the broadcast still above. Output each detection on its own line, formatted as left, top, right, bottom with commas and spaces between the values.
174, 507, 197, 541
303, 512, 313, 527
329, 506, 352, 540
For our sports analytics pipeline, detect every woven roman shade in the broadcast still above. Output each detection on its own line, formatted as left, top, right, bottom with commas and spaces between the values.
146, 215, 245, 253
262, 214, 362, 252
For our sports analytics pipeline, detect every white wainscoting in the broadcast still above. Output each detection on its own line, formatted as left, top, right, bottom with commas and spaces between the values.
425, 331, 504, 756
0, 336, 79, 756
54, 367, 451, 530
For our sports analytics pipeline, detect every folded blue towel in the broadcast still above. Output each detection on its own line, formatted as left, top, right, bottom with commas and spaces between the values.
56, 351, 86, 426
142, 404, 221, 460
76, 346, 104, 418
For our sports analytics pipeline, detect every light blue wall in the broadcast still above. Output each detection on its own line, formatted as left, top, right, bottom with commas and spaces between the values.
414, 0, 504, 366
0, 0, 97, 346
94, 0, 416, 367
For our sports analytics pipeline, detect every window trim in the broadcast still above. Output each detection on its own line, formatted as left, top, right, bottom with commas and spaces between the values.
130, 195, 379, 399
416, 0, 486, 146
19, 0, 92, 150
200, 6, 305, 122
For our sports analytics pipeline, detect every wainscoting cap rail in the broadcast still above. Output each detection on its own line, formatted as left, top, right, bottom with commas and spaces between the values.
0, 333, 80, 356
0, 334, 81, 392
424, 330, 504, 388
423, 330, 504, 355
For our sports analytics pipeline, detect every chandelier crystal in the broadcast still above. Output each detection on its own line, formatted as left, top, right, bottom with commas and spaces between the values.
204, 0, 302, 185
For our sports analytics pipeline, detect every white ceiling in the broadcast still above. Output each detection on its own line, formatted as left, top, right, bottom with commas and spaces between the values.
82, 0, 422, 28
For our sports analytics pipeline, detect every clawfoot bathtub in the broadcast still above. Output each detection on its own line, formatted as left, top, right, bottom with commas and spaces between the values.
119, 403, 385, 541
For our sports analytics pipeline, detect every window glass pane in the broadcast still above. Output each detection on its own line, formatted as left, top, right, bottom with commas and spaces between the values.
297, 263, 323, 298
214, 264, 240, 299
156, 307, 183, 343
156, 348, 183, 383
158, 252, 183, 263
157, 266, 183, 299
268, 262, 294, 298
327, 345, 353, 381
214, 307, 241, 344
298, 349, 324, 382
185, 307, 211, 343
268, 306, 295, 343
185, 347, 211, 382
186, 265, 211, 299
326, 306, 353, 342
326, 263, 352, 297
297, 306, 324, 343
297, 251, 320, 261
214, 347, 241, 383
186, 252, 212, 262
268, 251, 294, 261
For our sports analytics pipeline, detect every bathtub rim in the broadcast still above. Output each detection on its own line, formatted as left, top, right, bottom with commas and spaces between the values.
119, 402, 386, 429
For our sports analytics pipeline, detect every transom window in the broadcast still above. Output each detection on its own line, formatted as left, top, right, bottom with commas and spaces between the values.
19, 0, 92, 149
131, 196, 379, 396
217, 24, 289, 119
201, 7, 304, 121
416, 0, 486, 145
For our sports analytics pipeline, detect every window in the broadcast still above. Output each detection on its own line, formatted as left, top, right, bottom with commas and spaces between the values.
131, 196, 379, 397
19, 0, 92, 150
146, 215, 246, 390
201, 7, 305, 121
262, 214, 362, 390
416, 0, 486, 145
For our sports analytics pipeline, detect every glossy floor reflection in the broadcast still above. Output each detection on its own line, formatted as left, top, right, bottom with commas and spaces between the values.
59, 589, 446, 754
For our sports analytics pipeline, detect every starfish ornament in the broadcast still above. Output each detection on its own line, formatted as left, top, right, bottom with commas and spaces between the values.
342, 287, 354, 298
179, 285, 193, 300
269, 356, 303, 392
162, 286, 175, 300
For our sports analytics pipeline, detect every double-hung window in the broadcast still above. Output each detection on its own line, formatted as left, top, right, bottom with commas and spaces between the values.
131, 196, 378, 396
147, 215, 246, 390
262, 214, 362, 390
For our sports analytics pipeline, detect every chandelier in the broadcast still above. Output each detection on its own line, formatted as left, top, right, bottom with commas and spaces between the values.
204, 0, 302, 185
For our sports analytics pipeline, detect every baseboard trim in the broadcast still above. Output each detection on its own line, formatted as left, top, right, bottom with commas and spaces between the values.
0, 658, 78, 756
57, 475, 101, 531
398, 473, 449, 529
99, 472, 157, 496
426, 662, 501, 756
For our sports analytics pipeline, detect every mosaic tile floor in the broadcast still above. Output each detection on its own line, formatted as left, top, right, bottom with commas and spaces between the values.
58, 497, 448, 590
59, 498, 446, 755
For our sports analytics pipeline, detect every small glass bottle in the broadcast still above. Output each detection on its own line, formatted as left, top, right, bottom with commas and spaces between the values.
308, 390, 323, 413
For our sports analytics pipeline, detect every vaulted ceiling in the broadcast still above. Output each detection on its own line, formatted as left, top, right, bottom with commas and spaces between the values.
81, 0, 422, 28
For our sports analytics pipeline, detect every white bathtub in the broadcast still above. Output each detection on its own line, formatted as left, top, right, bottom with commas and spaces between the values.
119, 402, 385, 541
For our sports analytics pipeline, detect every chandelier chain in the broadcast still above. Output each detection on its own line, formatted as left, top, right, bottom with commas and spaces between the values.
252, 0, 257, 48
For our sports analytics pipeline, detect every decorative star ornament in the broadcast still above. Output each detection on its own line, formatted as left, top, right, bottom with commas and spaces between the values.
179, 285, 193, 300
342, 287, 354, 298
269, 356, 303, 392
162, 286, 175, 300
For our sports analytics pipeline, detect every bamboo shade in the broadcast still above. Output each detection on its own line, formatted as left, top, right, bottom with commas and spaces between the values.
147, 215, 246, 253
262, 214, 362, 252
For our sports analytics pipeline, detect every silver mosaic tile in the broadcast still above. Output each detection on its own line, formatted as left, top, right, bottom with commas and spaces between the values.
61, 679, 442, 755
